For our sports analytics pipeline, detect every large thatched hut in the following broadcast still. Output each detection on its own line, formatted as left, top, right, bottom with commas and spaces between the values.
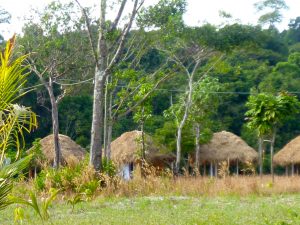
110, 130, 175, 179
274, 135, 300, 175
29, 134, 86, 166
190, 131, 258, 176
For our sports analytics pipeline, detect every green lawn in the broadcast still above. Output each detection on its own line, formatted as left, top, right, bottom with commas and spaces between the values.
1, 195, 300, 224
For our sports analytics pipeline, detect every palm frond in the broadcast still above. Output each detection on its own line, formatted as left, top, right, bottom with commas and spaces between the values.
0, 155, 32, 211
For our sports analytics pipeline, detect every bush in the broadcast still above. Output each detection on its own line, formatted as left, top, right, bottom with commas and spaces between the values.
101, 158, 116, 177
33, 159, 106, 195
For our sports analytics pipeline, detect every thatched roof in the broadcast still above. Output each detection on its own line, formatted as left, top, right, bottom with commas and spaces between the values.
29, 134, 86, 165
110, 130, 175, 166
274, 136, 300, 166
199, 131, 258, 162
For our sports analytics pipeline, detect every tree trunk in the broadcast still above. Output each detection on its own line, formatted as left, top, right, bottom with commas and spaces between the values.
175, 123, 183, 174
90, 69, 105, 170
141, 106, 146, 160
195, 123, 201, 172
141, 122, 146, 160
258, 137, 263, 178
270, 131, 276, 183
47, 83, 61, 169
103, 77, 109, 158
175, 75, 193, 174
106, 121, 113, 160
89, 0, 108, 170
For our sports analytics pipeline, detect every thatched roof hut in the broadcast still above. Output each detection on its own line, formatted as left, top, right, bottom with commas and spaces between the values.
274, 136, 300, 166
29, 134, 86, 166
199, 131, 258, 163
110, 130, 175, 168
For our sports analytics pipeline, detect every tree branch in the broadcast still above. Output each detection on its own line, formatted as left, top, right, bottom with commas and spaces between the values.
75, 0, 99, 68
118, 72, 172, 119
106, 0, 142, 73
109, 0, 128, 32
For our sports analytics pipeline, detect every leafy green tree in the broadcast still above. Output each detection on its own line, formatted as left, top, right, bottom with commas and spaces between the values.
254, 0, 289, 26
19, 2, 91, 168
245, 92, 300, 180
284, 17, 300, 46
189, 77, 221, 171
259, 52, 300, 92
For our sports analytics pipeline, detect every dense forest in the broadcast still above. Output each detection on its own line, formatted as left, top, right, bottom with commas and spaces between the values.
1, 0, 300, 172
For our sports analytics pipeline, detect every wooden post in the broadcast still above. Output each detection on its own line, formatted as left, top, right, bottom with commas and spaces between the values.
227, 158, 230, 176
203, 161, 206, 176
292, 163, 295, 176
215, 162, 218, 177
258, 137, 263, 178
285, 166, 288, 176
236, 159, 239, 176
210, 161, 213, 177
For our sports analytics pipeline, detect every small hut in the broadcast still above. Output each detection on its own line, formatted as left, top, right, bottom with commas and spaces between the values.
110, 130, 175, 179
28, 134, 86, 167
274, 135, 300, 175
190, 131, 258, 176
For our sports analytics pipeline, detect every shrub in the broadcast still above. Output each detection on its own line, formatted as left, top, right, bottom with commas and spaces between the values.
34, 159, 103, 195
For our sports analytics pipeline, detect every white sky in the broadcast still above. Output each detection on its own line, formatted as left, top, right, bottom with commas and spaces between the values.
0, 0, 299, 39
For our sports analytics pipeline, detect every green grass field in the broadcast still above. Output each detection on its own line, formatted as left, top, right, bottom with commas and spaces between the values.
1, 194, 300, 224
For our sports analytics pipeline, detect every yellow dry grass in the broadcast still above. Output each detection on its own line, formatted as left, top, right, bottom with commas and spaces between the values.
103, 174, 300, 197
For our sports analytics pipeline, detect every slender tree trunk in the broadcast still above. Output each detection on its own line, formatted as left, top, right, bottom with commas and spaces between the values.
47, 84, 62, 169
106, 90, 113, 160
175, 124, 183, 174
141, 106, 146, 160
103, 77, 109, 158
195, 123, 201, 172
106, 121, 113, 160
270, 131, 276, 183
141, 122, 145, 160
175, 75, 193, 174
258, 137, 263, 178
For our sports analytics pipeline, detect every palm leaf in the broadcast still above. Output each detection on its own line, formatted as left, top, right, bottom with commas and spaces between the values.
0, 36, 36, 211
0, 155, 32, 211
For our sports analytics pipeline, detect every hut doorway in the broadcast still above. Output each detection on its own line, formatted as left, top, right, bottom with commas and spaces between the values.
121, 162, 134, 180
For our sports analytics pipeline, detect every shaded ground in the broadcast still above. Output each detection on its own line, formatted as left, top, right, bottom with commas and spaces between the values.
1, 194, 300, 224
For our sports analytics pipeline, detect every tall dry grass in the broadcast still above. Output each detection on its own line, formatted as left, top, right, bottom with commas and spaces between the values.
103, 170, 300, 197
15, 162, 300, 199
